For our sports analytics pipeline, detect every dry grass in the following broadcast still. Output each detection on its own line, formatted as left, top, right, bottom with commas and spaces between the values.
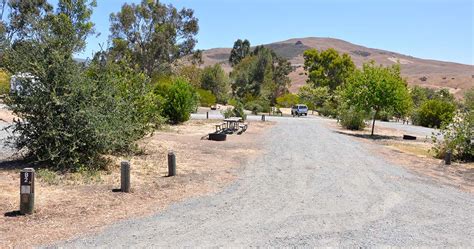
325, 119, 474, 193
0, 119, 273, 248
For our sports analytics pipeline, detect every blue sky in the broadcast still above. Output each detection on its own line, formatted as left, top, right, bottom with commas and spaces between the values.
68, 0, 472, 64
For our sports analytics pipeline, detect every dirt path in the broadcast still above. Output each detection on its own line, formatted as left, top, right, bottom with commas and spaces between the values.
56, 116, 474, 247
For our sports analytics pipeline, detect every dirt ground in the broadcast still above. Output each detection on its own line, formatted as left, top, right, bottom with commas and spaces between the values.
0, 119, 272, 248
325, 120, 474, 193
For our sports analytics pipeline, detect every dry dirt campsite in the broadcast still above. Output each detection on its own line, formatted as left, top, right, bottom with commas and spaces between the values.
1, 105, 473, 247
0, 0, 473, 247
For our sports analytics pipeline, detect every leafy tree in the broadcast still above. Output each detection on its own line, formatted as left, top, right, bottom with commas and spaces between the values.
177, 64, 202, 88
416, 99, 455, 128
303, 48, 355, 92
341, 62, 412, 135
109, 0, 199, 76
298, 85, 329, 111
163, 78, 198, 124
229, 39, 250, 67
276, 93, 299, 108
200, 64, 230, 103
0, 69, 9, 94
465, 87, 474, 111
2, 0, 103, 170
231, 46, 291, 104
196, 88, 216, 107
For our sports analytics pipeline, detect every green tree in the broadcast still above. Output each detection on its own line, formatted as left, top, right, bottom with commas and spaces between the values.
229, 39, 250, 67
2, 0, 102, 170
303, 48, 355, 92
276, 93, 300, 108
177, 64, 203, 88
163, 78, 198, 124
298, 85, 329, 111
416, 99, 456, 128
196, 88, 216, 107
341, 62, 412, 135
201, 64, 230, 103
230, 46, 291, 104
109, 0, 199, 76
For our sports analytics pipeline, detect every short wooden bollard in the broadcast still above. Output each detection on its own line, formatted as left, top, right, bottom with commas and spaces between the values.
206, 111, 209, 119
261, 115, 266, 122
444, 150, 452, 165
121, 161, 131, 193
168, 151, 176, 177
20, 168, 35, 215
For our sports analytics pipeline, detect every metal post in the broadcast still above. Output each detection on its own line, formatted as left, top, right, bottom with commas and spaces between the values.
206, 111, 209, 119
20, 168, 35, 215
444, 150, 452, 165
168, 151, 176, 177
121, 161, 131, 193
261, 115, 265, 122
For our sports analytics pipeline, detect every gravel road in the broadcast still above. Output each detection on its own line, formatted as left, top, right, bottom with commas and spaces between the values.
56, 116, 474, 247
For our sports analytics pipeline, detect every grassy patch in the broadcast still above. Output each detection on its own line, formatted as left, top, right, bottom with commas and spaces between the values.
387, 142, 433, 157
0, 69, 9, 95
37, 169, 61, 185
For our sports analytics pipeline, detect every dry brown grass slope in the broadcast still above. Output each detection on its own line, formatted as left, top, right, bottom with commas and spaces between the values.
202, 37, 474, 98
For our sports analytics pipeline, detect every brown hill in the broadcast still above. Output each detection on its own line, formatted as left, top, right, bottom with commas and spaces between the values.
201, 37, 474, 98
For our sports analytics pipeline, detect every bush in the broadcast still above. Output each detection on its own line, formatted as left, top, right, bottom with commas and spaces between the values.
340, 108, 366, 130
245, 99, 270, 114
221, 101, 247, 120
375, 110, 392, 121
163, 79, 198, 124
318, 100, 338, 118
276, 93, 300, 108
196, 89, 216, 107
432, 112, 473, 162
0, 69, 9, 95
414, 99, 456, 128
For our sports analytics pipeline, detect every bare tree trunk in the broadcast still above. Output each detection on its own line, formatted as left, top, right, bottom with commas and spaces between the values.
371, 110, 378, 136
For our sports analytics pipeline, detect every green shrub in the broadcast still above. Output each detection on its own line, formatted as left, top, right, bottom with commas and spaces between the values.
245, 99, 271, 114
276, 93, 300, 108
432, 112, 473, 162
163, 78, 198, 124
233, 102, 247, 120
221, 102, 247, 120
375, 110, 392, 121
318, 100, 338, 118
0, 69, 9, 95
228, 98, 239, 108
340, 108, 366, 130
222, 107, 234, 118
415, 99, 456, 128
196, 88, 216, 107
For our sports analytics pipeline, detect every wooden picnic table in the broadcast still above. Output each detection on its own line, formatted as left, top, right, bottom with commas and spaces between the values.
223, 117, 243, 131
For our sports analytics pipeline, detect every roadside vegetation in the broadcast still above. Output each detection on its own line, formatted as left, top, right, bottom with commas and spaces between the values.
0, 0, 471, 174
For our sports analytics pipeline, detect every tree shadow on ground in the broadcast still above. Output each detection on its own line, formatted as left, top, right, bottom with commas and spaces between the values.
334, 130, 400, 141
0, 159, 29, 170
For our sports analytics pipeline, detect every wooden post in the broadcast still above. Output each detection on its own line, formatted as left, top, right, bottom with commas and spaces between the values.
121, 161, 131, 193
168, 151, 176, 177
206, 111, 209, 119
20, 168, 35, 215
444, 150, 452, 165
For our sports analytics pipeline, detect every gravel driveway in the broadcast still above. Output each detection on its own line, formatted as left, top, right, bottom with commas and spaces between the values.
57, 116, 473, 247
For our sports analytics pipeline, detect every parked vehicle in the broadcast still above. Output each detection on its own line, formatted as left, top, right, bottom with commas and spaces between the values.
291, 104, 308, 117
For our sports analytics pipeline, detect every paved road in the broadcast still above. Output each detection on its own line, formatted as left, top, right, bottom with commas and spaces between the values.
58, 116, 473, 247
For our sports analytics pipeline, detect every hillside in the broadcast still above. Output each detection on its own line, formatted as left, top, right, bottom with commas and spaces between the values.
201, 37, 474, 98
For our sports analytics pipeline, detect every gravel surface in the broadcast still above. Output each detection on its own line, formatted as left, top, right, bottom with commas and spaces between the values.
50, 116, 474, 247
376, 120, 437, 138
0, 122, 14, 160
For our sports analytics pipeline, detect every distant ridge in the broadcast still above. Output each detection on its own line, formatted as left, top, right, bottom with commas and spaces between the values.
201, 37, 474, 98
